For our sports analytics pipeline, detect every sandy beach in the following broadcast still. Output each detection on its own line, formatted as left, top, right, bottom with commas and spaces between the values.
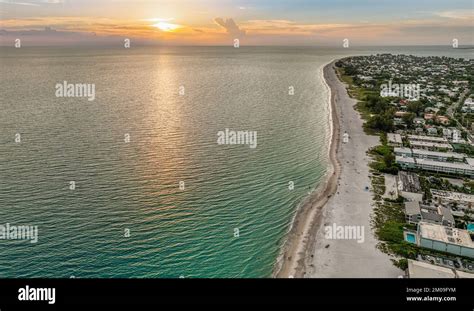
274, 60, 401, 278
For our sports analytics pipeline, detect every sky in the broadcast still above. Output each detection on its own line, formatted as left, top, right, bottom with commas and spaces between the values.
0, 0, 473, 46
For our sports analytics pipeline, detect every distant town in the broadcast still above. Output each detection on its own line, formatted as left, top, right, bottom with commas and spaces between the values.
336, 54, 474, 278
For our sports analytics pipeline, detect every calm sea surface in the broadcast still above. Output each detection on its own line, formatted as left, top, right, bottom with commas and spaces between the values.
0, 46, 471, 277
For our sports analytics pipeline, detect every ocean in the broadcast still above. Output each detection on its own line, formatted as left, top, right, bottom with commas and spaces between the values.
0, 46, 472, 278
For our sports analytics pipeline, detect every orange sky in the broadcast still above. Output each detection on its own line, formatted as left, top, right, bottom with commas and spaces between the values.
1, 0, 473, 46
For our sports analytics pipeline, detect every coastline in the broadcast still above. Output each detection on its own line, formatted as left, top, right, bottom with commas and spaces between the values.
273, 60, 342, 278
274, 59, 401, 278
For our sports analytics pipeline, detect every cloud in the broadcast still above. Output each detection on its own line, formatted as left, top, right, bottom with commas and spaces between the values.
434, 10, 474, 20
0, 0, 63, 5
214, 17, 245, 37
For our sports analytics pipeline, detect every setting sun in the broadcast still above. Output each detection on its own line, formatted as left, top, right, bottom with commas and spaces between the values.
153, 22, 181, 32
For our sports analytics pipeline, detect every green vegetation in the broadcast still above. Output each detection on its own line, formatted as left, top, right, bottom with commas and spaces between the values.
406, 101, 424, 115
366, 109, 395, 132
419, 175, 474, 195
452, 143, 474, 156
337, 55, 474, 271
368, 142, 399, 175
371, 198, 418, 259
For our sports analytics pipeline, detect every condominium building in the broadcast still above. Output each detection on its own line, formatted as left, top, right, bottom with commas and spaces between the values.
396, 156, 474, 177
394, 147, 466, 162
408, 140, 453, 151
408, 135, 448, 143
412, 222, 474, 258
407, 135, 453, 151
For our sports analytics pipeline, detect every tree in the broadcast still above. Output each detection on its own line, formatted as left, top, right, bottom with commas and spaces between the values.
365, 94, 388, 114
366, 108, 395, 132
402, 113, 416, 129
407, 101, 424, 115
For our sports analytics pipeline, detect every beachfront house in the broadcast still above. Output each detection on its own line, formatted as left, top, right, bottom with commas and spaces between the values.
404, 201, 455, 227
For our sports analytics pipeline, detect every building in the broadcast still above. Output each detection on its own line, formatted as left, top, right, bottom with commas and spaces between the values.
443, 128, 453, 138
407, 135, 453, 151
436, 115, 450, 125
396, 171, 423, 202
416, 222, 474, 258
461, 98, 474, 113
431, 190, 474, 211
408, 140, 453, 151
407, 259, 455, 278
452, 129, 462, 143
406, 260, 474, 278
394, 147, 466, 162
427, 127, 438, 136
404, 201, 454, 227
408, 135, 448, 143
396, 156, 474, 177
387, 133, 402, 147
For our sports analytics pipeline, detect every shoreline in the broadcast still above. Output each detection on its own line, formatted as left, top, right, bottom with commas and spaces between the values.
273, 60, 342, 278
274, 59, 400, 278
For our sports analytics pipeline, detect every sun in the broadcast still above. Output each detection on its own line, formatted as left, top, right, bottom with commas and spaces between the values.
153, 22, 181, 32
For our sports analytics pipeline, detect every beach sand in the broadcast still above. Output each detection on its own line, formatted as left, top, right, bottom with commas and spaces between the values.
274, 60, 401, 278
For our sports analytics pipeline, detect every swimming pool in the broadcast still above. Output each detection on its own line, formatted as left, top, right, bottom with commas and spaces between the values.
467, 223, 474, 232
405, 233, 416, 244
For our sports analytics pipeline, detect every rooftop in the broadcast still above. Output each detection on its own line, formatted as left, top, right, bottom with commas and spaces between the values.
430, 190, 474, 204
414, 158, 473, 171
409, 141, 453, 149
418, 222, 474, 248
387, 133, 402, 144
411, 149, 466, 160
396, 156, 416, 164
407, 259, 455, 278
397, 171, 421, 193
408, 135, 448, 143
394, 147, 466, 160
405, 201, 420, 215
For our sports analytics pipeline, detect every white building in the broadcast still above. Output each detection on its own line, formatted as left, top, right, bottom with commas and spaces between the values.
394, 147, 466, 162
387, 133, 402, 147
416, 222, 474, 258
396, 156, 474, 177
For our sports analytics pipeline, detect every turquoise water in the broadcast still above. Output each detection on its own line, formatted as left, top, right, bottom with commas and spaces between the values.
405, 233, 416, 244
0, 46, 333, 278
0, 46, 472, 278
467, 223, 474, 232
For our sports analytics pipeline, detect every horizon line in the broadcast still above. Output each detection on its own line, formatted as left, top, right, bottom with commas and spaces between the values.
1, 44, 474, 48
